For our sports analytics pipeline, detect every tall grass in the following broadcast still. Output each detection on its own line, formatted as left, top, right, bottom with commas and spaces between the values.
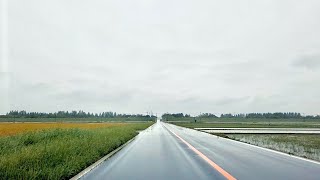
0, 123, 152, 179
0, 122, 127, 136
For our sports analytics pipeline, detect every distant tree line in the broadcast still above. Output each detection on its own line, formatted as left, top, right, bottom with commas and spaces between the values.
5, 111, 318, 120
162, 112, 320, 120
0, 110, 156, 119
220, 112, 320, 119
162, 113, 190, 120
198, 113, 218, 118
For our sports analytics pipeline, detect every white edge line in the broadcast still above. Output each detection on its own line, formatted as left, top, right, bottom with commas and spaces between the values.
168, 123, 320, 166
209, 132, 320, 165
70, 123, 156, 180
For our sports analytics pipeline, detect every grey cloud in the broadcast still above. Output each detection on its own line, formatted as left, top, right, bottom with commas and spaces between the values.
0, 72, 10, 113
292, 54, 320, 70
3, 0, 320, 115
53, 84, 136, 104
215, 96, 249, 106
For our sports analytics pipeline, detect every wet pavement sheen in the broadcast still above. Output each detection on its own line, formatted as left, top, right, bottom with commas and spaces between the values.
82, 121, 320, 180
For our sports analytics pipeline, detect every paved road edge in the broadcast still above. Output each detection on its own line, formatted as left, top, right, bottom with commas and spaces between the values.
70, 123, 156, 180
163, 123, 237, 180
168, 122, 320, 165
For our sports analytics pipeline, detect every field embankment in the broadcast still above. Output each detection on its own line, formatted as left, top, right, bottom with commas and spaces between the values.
0, 122, 153, 179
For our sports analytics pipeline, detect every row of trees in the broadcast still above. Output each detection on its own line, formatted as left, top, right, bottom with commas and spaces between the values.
220, 112, 320, 119
162, 112, 320, 119
1, 110, 156, 119
2, 111, 319, 120
199, 113, 218, 118
162, 113, 191, 120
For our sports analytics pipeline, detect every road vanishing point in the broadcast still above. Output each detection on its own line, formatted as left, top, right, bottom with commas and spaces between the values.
82, 121, 320, 180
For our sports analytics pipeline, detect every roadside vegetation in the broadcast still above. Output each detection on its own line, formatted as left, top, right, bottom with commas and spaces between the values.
221, 134, 320, 162
0, 122, 153, 179
0, 122, 128, 137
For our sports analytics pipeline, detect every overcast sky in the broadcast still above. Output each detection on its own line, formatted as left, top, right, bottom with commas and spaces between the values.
1, 0, 320, 115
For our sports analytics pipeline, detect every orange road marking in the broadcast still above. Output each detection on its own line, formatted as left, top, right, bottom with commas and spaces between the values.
167, 127, 237, 180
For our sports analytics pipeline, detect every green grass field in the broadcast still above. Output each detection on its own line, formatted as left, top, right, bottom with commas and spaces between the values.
0, 122, 153, 179
171, 118, 320, 129
165, 117, 320, 123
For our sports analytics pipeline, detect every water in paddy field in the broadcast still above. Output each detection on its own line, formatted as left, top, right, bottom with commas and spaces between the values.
200, 128, 320, 134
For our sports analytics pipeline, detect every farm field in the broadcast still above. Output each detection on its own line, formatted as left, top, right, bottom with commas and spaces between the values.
171, 121, 320, 129
165, 117, 320, 123
0, 117, 154, 123
0, 122, 153, 179
0, 122, 128, 136
222, 134, 320, 162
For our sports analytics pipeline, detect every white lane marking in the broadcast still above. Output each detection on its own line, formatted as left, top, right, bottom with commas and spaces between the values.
168, 123, 320, 166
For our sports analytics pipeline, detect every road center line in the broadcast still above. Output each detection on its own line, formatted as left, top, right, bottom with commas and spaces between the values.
165, 125, 237, 180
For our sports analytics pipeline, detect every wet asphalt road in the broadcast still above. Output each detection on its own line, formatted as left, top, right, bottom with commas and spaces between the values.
82, 121, 320, 180
199, 128, 320, 134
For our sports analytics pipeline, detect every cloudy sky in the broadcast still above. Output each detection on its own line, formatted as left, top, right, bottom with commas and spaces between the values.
1, 0, 320, 115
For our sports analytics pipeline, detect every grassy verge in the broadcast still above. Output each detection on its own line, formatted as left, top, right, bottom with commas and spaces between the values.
219, 134, 320, 162
0, 123, 152, 179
